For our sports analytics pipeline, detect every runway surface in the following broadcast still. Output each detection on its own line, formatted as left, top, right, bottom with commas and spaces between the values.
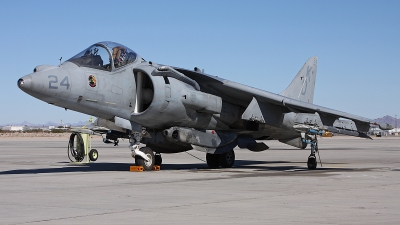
0, 136, 399, 224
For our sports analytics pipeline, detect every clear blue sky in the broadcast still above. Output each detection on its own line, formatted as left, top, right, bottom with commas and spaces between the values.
1, 0, 399, 125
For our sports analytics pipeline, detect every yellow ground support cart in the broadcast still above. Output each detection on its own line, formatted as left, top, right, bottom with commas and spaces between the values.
68, 132, 98, 163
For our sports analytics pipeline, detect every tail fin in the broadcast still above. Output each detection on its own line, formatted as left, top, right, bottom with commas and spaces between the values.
280, 56, 318, 103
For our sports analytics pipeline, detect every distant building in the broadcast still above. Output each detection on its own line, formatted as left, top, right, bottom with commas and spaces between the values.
1, 126, 24, 131
389, 128, 400, 136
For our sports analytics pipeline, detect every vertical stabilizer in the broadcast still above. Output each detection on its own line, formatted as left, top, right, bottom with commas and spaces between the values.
280, 57, 318, 103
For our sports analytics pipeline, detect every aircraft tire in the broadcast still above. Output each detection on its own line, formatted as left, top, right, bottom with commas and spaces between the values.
307, 155, 317, 170
135, 147, 155, 171
155, 153, 162, 166
89, 149, 99, 161
219, 150, 235, 168
206, 153, 220, 169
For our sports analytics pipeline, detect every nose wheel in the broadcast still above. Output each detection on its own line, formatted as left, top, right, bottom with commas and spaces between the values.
134, 147, 155, 171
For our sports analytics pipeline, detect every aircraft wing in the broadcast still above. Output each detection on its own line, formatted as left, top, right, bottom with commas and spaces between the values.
175, 67, 392, 134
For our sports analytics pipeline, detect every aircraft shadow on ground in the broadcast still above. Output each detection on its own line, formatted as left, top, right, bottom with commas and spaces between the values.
0, 159, 357, 175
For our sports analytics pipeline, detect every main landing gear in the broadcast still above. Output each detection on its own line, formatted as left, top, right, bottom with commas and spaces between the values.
128, 129, 235, 170
206, 149, 235, 169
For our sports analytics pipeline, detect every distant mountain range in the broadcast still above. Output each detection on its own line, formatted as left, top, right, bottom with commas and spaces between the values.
2, 115, 399, 129
374, 115, 400, 128
0, 121, 87, 127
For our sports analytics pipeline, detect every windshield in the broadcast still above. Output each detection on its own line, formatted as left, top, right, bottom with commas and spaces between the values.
66, 42, 138, 71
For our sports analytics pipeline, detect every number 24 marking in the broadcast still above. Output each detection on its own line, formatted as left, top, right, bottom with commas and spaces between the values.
48, 75, 70, 90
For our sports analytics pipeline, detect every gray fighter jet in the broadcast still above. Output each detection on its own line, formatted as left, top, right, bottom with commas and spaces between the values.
17, 41, 392, 170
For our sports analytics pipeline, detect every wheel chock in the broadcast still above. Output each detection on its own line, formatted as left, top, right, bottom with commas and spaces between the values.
153, 165, 160, 171
130, 166, 144, 172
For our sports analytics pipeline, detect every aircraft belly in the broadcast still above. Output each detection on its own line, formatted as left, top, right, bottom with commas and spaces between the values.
251, 123, 299, 140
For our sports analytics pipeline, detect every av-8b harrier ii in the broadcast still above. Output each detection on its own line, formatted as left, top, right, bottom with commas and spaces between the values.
17, 41, 392, 170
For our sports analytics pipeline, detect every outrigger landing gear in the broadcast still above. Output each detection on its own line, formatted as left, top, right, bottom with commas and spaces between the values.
303, 135, 322, 170
301, 130, 321, 170
307, 142, 318, 170
294, 124, 323, 170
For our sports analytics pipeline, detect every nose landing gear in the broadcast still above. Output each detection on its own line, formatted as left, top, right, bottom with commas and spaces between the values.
134, 147, 155, 171
129, 131, 158, 171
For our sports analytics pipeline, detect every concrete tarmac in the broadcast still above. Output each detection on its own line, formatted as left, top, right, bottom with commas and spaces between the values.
0, 136, 399, 224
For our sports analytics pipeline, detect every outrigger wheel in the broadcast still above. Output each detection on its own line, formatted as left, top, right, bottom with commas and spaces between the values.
307, 155, 317, 170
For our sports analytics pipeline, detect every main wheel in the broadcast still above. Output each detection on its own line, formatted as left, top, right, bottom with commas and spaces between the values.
206, 153, 220, 168
135, 147, 155, 171
89, 149, 98, 161
219, 150, 235, 168
307, 155, 317, 170
155, 153, 162, 166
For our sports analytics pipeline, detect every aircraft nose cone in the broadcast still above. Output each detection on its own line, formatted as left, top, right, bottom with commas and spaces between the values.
17, 75, 32, 90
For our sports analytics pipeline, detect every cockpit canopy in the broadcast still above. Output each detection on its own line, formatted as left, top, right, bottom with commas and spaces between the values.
66, 41, 138, 71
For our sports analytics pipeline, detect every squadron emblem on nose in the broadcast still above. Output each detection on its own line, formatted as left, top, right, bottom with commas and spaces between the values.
88, 75, 97, 87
